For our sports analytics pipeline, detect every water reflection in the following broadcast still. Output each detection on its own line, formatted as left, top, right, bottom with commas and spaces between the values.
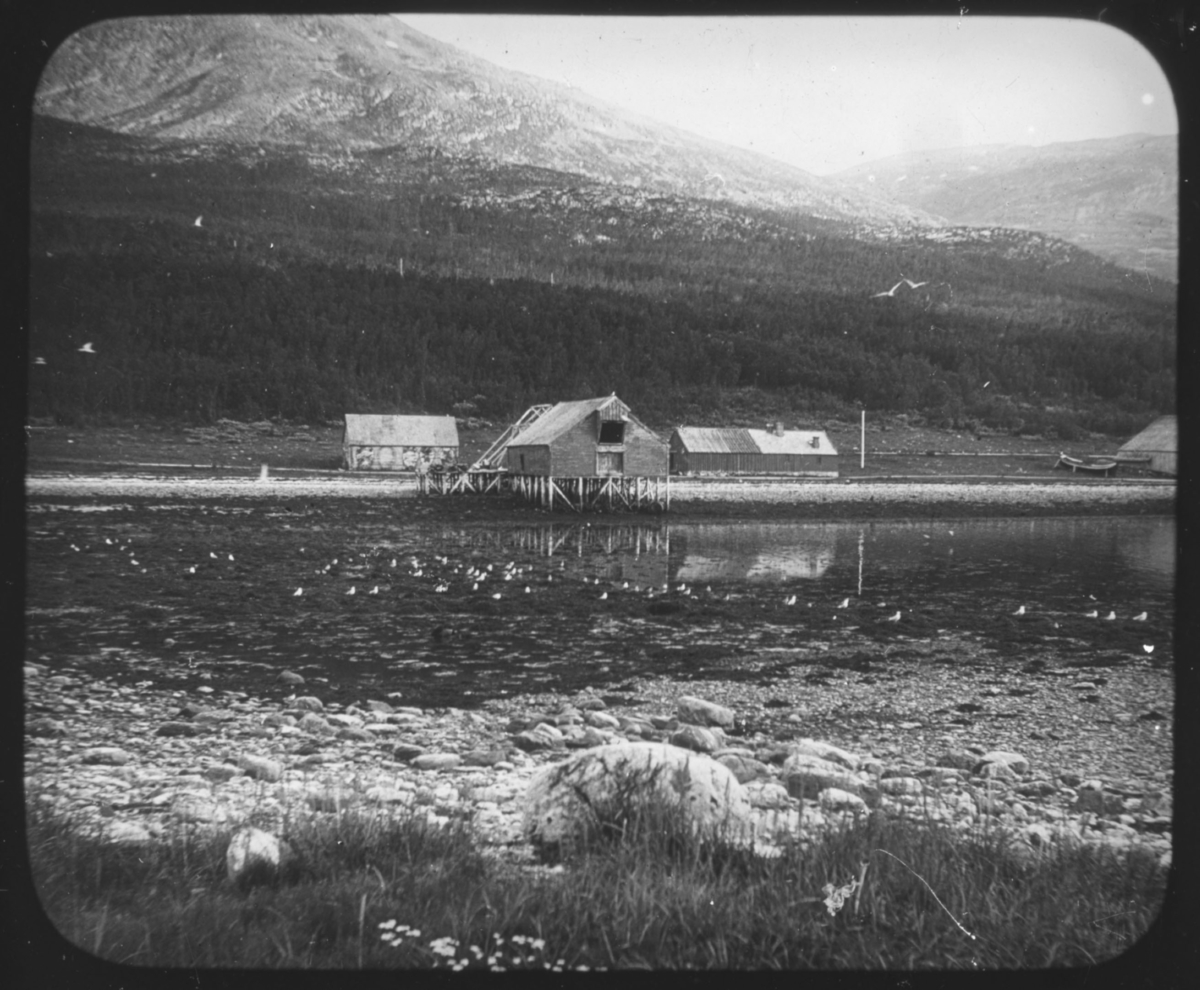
419, 515, 1173, 608
674, 523, 836, 582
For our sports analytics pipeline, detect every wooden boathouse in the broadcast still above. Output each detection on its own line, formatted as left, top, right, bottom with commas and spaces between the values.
424, 395, 671, 511
343, 414, 459, 471
669, 423, 838, 477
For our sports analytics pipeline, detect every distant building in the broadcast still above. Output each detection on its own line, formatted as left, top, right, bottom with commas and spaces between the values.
670, 424, 839, 477
342, 414, 459, 471
504, 395, 668, 477
1117, 415, 1177, 476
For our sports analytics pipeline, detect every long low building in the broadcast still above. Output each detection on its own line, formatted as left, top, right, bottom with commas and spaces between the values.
342, 414, 459, 471
670, 424, 839, 477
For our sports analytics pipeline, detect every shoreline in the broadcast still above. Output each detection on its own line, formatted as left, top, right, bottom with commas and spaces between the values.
24, 472, 1175, 522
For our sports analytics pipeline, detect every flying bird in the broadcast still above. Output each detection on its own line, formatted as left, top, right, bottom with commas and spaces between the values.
1143, 644, 1155, 654
872, 278, 928, 298
77, 342, 96, 354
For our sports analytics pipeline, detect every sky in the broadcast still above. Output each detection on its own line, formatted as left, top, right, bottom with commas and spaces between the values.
399, 14, 1177, 175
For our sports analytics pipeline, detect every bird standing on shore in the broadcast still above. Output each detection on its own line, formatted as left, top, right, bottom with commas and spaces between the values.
1133, 612, 1148, 621
885, 611, 902, 622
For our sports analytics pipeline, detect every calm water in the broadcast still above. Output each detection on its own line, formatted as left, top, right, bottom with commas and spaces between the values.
424, 515, 1175, 615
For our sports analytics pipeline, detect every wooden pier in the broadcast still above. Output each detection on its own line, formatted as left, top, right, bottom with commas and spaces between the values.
420, 468, 669, 513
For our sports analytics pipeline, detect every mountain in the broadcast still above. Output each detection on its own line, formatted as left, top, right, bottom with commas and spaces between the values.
33, 13, 931, 232
26, 15, 1175, 435
832, 136, 1177, 282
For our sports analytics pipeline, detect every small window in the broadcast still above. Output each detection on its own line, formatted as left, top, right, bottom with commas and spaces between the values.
599, 421, 625, 444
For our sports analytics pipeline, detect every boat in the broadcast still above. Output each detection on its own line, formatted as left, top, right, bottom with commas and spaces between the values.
1057, 453, 1119, 476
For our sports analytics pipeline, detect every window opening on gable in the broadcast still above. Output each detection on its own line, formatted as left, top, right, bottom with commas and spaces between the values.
598, 421, 625, 445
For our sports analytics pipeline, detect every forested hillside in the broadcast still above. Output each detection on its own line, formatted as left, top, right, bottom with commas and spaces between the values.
27, 117, 1175, 438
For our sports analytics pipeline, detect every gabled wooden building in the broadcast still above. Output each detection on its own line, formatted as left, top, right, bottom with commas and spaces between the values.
504, 395, 669, 477
670, 424, 838, 477
1117, 415, 1177, 476
342, 414, 459, 471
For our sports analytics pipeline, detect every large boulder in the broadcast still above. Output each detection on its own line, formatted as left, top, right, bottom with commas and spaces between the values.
676, 696, 736, 728
226, 826, 290, 888
782, 753, 874, 801
523, 743, 753, 859
787, 739, 863, 772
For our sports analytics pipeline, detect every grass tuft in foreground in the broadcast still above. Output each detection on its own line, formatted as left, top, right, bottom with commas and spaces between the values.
27, 801, 1167, 969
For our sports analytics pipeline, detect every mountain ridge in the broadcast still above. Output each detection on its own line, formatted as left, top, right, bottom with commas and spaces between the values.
33, 14, 937, 229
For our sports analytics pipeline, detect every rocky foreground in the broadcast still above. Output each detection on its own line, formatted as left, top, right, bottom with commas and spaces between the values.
25, 656, 1173, 878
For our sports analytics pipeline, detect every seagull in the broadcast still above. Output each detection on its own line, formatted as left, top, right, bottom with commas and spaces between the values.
194, 216, 203, 227
1085, 610, 1099, 618
885, 611, 902, 622
34, 356, 46, 365
524, 586, 531, 594
1133, 612, 1148, 621
293, 588, 303, 596
210, 552, 218, 559
369, 586, 379, 595
599, 592, 608, 600
228, 554, 235, 561
491, 592, 502, 600
872, 278, 928, 298
1013, 606, 1026, 616
77, 342, 96, 354
346, 586, 356, 595
784, 595, 797, 606
1143, 644, 1155, 654
838, 598, 851, 608
1103, 611, 1116, 620
186, 565, 196, 574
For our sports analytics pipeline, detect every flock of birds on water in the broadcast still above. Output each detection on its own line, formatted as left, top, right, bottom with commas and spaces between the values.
60, 535, 1157, 655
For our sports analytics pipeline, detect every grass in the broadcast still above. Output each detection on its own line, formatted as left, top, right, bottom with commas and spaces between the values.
26, 796, 1168, 970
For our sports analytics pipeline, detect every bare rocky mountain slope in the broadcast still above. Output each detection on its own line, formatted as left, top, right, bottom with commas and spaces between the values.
833, 136, 1178, 281
35, 13, 929, 230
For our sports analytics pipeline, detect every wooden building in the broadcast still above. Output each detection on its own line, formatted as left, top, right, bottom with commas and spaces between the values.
342, 414, 459, 471
504, 395, 668, 477
1117, 415, 1177, 476
670, 424, 838, 477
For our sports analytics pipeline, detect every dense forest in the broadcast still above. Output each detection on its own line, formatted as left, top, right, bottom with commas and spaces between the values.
26, 117, 1176, 437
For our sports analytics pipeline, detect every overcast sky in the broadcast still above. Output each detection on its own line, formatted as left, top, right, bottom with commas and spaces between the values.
400, 14, 1176, 175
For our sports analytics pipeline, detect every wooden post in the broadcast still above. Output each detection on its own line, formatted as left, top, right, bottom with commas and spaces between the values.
861, 409, 866, 470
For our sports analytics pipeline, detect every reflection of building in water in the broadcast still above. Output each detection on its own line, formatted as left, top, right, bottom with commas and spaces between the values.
674, 524, 836, 583
452, 524, 670, 558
